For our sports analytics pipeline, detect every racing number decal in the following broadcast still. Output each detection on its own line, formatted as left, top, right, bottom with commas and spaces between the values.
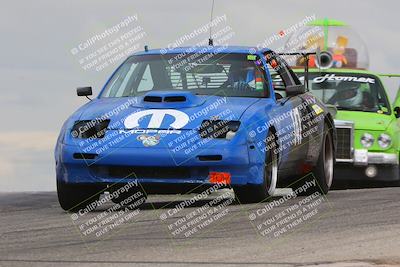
291, 107, 302, 145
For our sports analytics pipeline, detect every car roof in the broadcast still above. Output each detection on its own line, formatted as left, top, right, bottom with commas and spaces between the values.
132, 46, 272, 56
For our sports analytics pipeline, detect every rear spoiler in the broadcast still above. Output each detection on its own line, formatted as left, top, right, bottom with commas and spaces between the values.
278, 52, 317, 89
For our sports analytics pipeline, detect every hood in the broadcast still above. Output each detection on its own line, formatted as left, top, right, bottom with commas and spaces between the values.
336, 110, 393, 131
78, 92, 260, 130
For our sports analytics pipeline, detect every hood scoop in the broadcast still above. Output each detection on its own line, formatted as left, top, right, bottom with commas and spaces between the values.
164, 96, 186, 102
143, 95, 187, 103
143, 96, 162, 102
136, 91, 205, 108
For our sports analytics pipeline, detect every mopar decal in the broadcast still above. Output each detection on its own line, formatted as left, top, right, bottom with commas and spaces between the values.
124, 109, 189, 134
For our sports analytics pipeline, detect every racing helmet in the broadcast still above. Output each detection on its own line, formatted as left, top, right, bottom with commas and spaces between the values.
335, 81, 363, 107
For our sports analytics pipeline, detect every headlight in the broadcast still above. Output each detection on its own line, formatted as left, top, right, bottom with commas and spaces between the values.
377, 133, 391, 149
199, 120, 240, 140
360, 133, 374, 148
71, 119, 110, 139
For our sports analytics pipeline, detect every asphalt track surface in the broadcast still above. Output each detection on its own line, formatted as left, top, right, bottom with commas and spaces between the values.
1, 185, 400, 267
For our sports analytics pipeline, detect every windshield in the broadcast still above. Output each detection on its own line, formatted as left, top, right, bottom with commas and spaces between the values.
100, 53, 267, 98
298, 72, 391, 114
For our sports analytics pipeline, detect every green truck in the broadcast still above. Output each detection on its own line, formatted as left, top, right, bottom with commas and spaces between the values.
295, 69, 400, 182
284, 18, 400, 181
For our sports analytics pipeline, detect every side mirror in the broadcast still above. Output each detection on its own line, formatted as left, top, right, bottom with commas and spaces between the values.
286, 85, 305, 97
77, 87, 92, 97
394, 107, 400, 118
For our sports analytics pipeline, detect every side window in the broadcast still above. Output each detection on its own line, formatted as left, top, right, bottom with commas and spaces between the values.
118, 64, 137, 96
105, 62, 139, 97
265, 52, 295, 89
265, 52, 303, 99
137, 64, 154, 92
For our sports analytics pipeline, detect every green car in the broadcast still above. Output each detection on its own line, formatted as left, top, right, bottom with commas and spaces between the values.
295, 69, 400, 182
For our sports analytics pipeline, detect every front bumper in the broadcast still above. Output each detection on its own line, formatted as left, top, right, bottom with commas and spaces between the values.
334, 163, 399, 181
334, 119, 399, 180
56, 141, 266, 186
353, 150, 399, 165
335, 150, 399, 181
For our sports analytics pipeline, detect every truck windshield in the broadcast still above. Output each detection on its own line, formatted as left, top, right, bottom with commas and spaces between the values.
100, 53, 268, 98
299, 73, 391, 114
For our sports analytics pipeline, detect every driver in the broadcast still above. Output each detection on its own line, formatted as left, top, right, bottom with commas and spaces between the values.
327, 81, 363, 107
224, 63, 254, 91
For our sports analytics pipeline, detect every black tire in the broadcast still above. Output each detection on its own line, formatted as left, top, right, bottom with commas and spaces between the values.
57, 180, 101, 212
234, 132, 278, 203
294, 122, 334, 195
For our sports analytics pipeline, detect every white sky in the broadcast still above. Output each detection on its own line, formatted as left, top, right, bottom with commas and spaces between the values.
0, 0, 399, 191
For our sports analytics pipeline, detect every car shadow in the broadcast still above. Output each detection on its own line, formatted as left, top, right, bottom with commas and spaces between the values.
93, 194, 289, 212
332, 180, 399, 190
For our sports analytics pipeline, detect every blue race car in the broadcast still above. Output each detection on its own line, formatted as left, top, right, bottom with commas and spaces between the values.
55, 46, 336, 211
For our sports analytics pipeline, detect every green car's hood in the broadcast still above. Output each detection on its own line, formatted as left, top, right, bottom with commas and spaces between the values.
336, 111, 393, 131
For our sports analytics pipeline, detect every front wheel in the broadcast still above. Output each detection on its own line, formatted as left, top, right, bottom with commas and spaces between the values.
57, 181, 101, 212
234, 132, 278, 203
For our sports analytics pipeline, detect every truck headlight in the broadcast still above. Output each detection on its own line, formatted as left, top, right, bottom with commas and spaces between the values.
377, 133, 391, 149
360, 133, 374, 148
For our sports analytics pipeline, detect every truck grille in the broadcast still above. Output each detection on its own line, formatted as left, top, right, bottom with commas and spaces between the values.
336, 127, 352, 159
334, 120, 354, 162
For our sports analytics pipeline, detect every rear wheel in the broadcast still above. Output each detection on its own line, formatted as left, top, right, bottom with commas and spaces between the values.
294, 122, 334, 195
57, 181, 101, 212
314, 123, 334, 194
234, 132, 278, 203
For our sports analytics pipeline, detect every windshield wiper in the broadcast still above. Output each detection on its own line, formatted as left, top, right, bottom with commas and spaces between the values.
336, 106, 373, 112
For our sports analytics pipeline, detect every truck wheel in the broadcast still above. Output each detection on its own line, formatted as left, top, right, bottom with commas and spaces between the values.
234, 132, 278, 203
57, 180, 100, 212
